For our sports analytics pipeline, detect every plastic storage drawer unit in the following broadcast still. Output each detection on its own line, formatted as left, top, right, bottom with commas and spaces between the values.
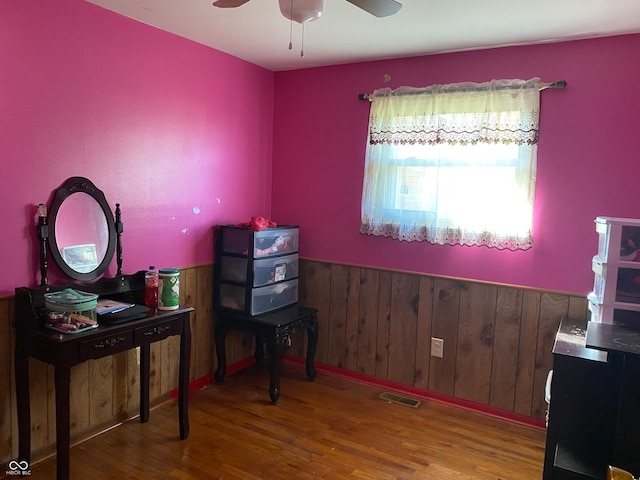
589, 217, 640, 325
214, 224, 301, 315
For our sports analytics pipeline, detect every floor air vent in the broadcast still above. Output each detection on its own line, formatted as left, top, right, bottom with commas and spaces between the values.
379, 391, 421, 408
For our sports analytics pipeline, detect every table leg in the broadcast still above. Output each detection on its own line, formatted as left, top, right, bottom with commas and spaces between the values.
15, 343, 31, 465
214, 318, 227, 384
269, 338, 287, 404
139, 344, 150, 423
55, 365, 71, 480
255, 335, 265, 366
305, 315, 318, 382
179, 313, 191, 440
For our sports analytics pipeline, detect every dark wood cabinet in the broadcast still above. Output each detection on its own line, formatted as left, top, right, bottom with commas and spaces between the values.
543, 317, 640, 479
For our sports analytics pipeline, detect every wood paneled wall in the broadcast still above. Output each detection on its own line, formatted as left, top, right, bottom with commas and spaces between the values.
294, 259, 589, 422
0, 260, 588, 466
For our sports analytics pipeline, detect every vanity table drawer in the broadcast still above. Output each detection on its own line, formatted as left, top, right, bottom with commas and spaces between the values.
135, 319, 182, 344
80, 331, 134, 360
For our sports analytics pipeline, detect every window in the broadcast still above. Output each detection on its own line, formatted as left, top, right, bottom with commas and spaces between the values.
360, 78, 542, 251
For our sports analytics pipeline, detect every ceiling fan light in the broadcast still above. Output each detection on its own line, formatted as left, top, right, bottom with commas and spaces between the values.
278, 0, 325, 24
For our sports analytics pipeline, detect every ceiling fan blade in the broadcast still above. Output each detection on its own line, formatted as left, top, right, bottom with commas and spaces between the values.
212, 0, 251, 8
345, 0, 402, 18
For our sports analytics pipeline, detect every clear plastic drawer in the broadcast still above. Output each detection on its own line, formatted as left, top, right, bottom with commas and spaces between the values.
219, 225, 299, 259
219, 279, 298, 315
219, 253, 299, 287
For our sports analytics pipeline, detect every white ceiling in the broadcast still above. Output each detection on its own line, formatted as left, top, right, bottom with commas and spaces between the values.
85, 0, 640, 71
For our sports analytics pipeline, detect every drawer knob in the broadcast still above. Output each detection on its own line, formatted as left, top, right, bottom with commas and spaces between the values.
94, 336, 126, 348
143, 325, 171, 336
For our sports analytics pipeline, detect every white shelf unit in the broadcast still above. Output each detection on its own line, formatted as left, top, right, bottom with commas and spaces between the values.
588, 216, 640, 324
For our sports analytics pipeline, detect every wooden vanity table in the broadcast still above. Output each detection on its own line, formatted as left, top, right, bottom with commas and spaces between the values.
14, 271, 193, 480
14, 177, 193, 479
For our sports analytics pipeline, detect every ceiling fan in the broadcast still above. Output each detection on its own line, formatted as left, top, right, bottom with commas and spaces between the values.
212, 0, 402, 58
212, 0, 403, 23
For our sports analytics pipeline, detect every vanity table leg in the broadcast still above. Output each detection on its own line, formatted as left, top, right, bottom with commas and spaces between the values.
139, 344, 150, 423
14, 343, 31, 464
179, 314, 191, 440
55, 365, 71, 480
305, 315, 318, 382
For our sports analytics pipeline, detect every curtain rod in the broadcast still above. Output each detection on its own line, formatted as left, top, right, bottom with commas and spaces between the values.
358, 80, 567, 101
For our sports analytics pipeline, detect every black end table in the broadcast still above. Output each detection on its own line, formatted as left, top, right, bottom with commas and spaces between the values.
214, 305, 318, 404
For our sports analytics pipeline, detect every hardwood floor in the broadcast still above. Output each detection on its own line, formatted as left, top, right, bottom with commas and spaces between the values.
30, 362, 546, 479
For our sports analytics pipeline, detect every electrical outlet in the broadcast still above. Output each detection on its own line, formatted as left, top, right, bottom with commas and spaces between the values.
431, 337, 444, 358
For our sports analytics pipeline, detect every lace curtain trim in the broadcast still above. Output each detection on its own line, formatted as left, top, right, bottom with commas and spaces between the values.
360, 219, 533, 251
369, 120, 539, 146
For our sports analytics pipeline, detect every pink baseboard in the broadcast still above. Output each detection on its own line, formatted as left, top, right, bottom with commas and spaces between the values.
172, 355, 546, 430
169, 356, 255, 399
285, 356, 546, 430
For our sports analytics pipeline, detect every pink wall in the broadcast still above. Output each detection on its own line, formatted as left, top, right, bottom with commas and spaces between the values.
272, 35, 640, 295
0, 0, 274, 295
3, 0, 638, 298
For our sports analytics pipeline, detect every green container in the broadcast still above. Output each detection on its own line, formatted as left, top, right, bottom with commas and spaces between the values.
158, 268, 180, 310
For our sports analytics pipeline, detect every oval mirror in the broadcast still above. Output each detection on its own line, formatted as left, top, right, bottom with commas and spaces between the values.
48, 177, 117, 280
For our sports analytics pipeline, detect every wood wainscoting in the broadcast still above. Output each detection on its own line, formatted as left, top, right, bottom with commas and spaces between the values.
293, 259, 589, 423
0, 260, 587, 467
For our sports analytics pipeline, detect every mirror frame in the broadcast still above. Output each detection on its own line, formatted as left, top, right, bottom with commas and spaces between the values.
48, 177, 117, 281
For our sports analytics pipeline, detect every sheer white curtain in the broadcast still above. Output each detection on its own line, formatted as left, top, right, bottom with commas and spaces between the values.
360, 78, 542, 251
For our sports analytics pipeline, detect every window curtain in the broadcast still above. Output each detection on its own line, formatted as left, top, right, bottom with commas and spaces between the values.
360, 78, 542, 251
